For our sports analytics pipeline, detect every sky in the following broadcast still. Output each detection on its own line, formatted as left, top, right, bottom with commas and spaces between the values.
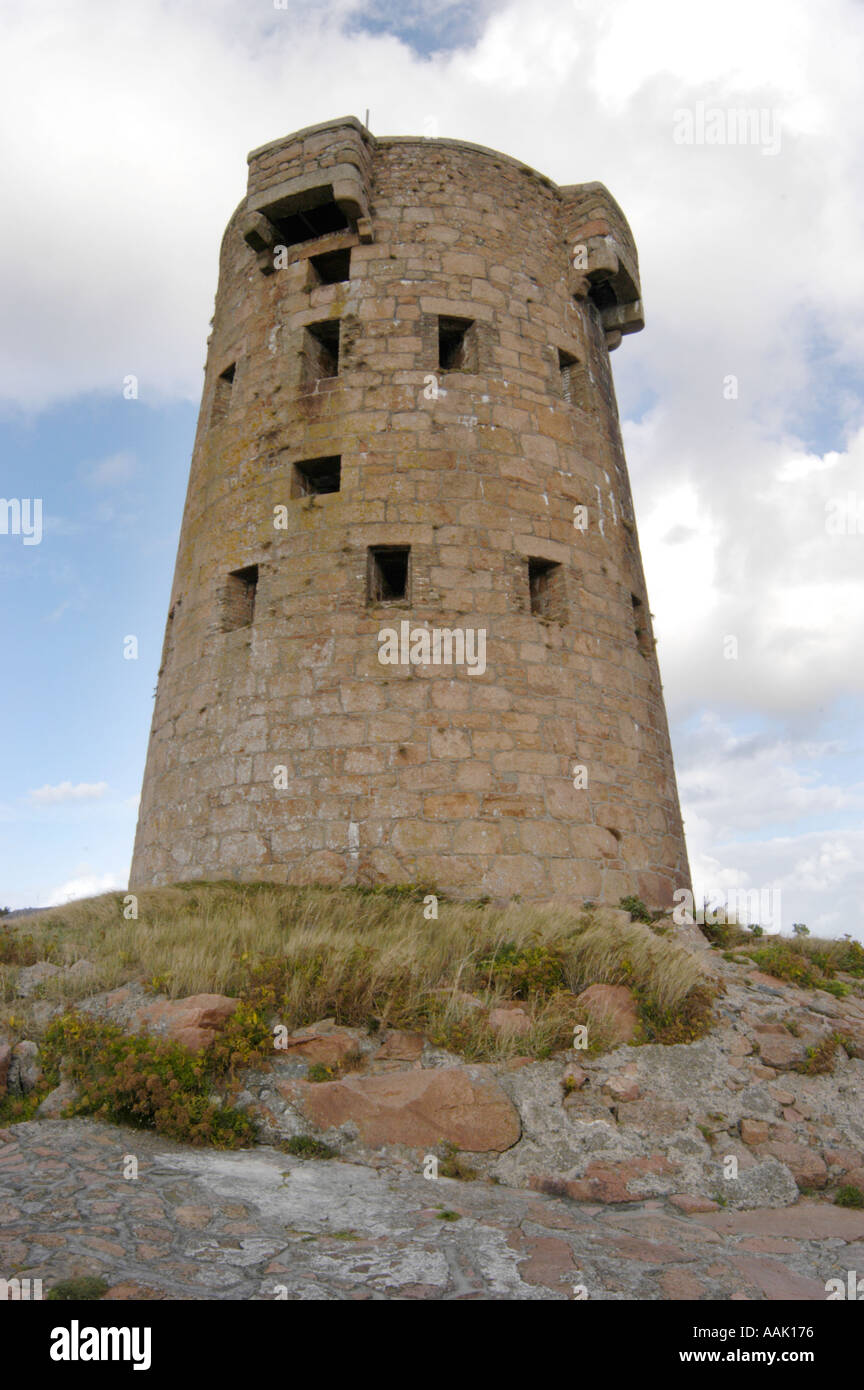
0, 0, 862, 937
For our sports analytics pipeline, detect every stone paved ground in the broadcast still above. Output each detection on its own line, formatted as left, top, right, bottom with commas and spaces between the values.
2, 1119, 862, 1301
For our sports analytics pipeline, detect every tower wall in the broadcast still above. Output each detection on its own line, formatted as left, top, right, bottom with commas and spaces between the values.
130, 117, 690, 908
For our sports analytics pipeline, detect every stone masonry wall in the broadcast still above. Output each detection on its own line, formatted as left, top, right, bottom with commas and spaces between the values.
130, 117, 691, 909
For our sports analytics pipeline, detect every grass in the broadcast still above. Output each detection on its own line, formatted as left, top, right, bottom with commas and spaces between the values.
282, 1135, 337, 1160
0, 882, 712, 1065
736, 935, 864, 990
835, 1184, 864, 1210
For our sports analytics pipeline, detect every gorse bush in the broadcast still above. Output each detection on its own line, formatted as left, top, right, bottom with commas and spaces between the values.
746, 944, 821, 989
743, 935, 864, 990
618, 895, 655, 925
40, 1014, 257, 1148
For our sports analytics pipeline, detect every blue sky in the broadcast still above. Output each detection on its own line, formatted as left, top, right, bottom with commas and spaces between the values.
347, 0, 504, 54
0, 396, 193, 903
1, 0, 862, 937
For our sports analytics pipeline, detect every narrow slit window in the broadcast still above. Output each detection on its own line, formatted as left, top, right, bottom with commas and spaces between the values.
221, 564, 258, 632
309, 247, 351, 284
292, 455, 341, 496
211, 363, 236, 426
303, 320, 340, 384
528, 558, 566, 621
368, 546, 410, 604
631, 593, 652, 657
558, 348, 577, 402
438, 316, 474, 370
557, 347, 592, 410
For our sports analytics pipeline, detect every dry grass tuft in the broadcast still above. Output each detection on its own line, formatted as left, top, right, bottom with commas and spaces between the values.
1, 882, 713, 1059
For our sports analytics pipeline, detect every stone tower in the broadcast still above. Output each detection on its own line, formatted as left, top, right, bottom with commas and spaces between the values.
130, 116, 691, 910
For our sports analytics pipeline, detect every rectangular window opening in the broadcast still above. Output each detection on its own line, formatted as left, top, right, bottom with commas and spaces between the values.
303, 319, 340, 383
272, 200, 349, 250
292, 455, 341, 497
211, 362, 236, 426
222, 564, 258, 632
438, 316, 475, 371
529, 557, 566, 622
309, 247, 352, 284
368, 546, 410, 604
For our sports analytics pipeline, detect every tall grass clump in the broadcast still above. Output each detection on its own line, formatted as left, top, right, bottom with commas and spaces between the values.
1, 883, 713, 1060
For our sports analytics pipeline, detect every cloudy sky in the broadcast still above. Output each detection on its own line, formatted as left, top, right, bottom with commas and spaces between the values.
1, 0, 862, 937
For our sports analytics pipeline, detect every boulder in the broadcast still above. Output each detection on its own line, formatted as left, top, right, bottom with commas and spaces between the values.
747, 971, 789, 991
602, 1075, 641, 1103
535, 1154, 680, 1204
752, 1027, 807, 1070
280, 1029, 360, 1067
9, 1040, 41, 1094
761, 1142, 828, 1190
562, 1064, 588, 1091
771, 1087, 796, 1106
286, 1065, 520, 1152
375, 1030, 425, 1061
133, 994, 238, 1051
15, 961, 62, 997
0, 1042, 11, 1098
573, 983, 639, 1045
670, 1193, 721, 1214
836, 1019, 864, 1058
740, 1118, 773, 1146
36, 1080, 79, 1118
488, 1007, 531, 1038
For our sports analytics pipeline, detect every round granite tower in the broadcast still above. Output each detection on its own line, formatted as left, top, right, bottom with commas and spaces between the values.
130, 116, 691, 909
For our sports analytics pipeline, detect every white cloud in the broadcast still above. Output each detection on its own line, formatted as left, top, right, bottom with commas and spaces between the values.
678, 714, 864, 939
44, 871, 126, 906
688, 828, 864, 942
636, 424, 864, 717
29, 781, 109, 805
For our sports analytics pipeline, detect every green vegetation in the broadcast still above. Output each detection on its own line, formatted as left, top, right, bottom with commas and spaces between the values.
1, 883, 713, 1068
34, 1013, 259, 1148
305, 1063, 336, 1083
437, 1142, 478, 1181
834, 1185, 864, 1209
282, 1135, 337, 1160
744, 935, 864, 991
635, 982, 716, 1045
793, 1034, 846, 1076
618, 895, 654, 924
46, 1276, 109, 1301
